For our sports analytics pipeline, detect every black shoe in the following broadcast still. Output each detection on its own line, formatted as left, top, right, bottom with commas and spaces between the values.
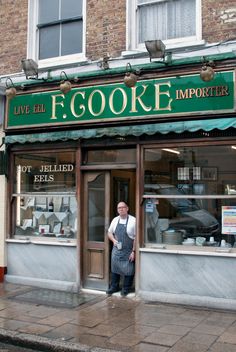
106, 287, 120, 295
120, 289, 129, 297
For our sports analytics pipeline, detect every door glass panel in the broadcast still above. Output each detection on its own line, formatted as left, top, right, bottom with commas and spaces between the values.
83, 148, 136, 164
88, 173, 105, 242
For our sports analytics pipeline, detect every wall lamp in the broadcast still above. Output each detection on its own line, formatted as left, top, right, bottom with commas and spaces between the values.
124, 63, 139, 88
5, 77, 17, 100
21, 59, 39, 80
59, 71, 72, 94
200, 59, 215, 82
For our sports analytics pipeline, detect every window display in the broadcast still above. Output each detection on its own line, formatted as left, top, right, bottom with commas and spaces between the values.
143, 145, 236, 248
12, 151, 77, 239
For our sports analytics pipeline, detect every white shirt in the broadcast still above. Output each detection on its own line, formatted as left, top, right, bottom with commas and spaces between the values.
108, 215, 136, 240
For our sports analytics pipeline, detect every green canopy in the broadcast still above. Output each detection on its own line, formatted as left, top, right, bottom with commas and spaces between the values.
5, 117, 236, 144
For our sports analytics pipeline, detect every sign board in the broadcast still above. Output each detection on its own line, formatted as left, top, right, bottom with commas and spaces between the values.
5, 71, 235, 130
222, 206, 236, 235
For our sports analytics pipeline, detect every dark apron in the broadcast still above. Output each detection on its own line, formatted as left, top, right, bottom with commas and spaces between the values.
111, 216, 135, 276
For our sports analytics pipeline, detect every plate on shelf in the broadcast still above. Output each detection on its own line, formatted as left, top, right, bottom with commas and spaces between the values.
205, 241, 218, 246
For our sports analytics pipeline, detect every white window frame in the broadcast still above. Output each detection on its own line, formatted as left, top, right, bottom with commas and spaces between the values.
126, 0, 202, 52
27, 0, 87, 69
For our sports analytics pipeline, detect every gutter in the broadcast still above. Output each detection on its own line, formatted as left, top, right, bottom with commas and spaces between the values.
9, 51, 236, 89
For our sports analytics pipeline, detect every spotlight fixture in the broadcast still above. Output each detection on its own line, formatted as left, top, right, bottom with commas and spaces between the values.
124, 63, 138, 88
200, 60, 215, 82
145, 39, 166, 62
97, 55, 110, 70
59, 71, 72, 94
5, 77, 17, 100
21, 58, 39, 79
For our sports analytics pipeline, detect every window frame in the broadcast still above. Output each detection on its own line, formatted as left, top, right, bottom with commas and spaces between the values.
126, 0, 202, 52
27, 0, 87, 69
11, 149, 77, 241
141, 141, 236, 249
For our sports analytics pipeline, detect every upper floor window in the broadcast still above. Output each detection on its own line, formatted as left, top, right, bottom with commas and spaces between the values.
28, 0, 86, 68
127, 0, 202, 51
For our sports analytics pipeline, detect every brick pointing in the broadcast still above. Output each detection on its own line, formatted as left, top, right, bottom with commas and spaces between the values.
0, 0, 28, 75
202, 0, 236, 43
86, 0, 126, 60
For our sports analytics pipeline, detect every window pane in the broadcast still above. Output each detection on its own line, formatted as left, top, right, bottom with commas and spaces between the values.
14, 195, 77, 239
61, 21, 83, 56
13, 151, 77, 239
39, 26, 60, 60
144, 145, 236, 246
61, 0, 83, 19
14, 152, 76, 193
138, 0, 195, 43
39, 0, 59, 24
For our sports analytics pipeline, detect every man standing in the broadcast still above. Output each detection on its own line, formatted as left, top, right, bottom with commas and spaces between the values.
106, 201, 136, 296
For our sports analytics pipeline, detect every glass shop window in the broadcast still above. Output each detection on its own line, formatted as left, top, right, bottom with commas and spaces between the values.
12, 151, 77, 239
143, 145, 236, 248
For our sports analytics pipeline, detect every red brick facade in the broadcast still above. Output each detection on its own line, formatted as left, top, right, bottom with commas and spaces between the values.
0, 0, 28, 75
202, 0, 236, 42
0, 0, 235, 74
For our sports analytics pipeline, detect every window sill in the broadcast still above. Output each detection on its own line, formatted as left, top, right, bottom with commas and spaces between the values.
38, 55, 88, 70
6, 237, 76, 246
122, 40, 206, 59
141, 245, 236, 257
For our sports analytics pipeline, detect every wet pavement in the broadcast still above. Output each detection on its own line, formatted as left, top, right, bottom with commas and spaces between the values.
1, 283, 236, 351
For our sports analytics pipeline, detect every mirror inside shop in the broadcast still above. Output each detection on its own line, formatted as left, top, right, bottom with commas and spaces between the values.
144, 145, 236, 248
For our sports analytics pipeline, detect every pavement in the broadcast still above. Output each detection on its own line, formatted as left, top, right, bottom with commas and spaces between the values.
1, 283, 236, 352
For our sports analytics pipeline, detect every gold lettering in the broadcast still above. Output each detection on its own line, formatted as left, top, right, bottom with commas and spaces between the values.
109, 88, 127, 115
88, 89, 105, 116
70, 91, 86, 118
51, 94, 65, 120
130, 85, 152, 113
201, 87, 209, 97
221, 85, 229, 96
154, 82, 172, 111
33, 104, 45, 113
189, 88, 196, 99
176, 89, 189, 100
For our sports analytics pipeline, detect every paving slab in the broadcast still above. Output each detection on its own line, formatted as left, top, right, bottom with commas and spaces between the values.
0, 283, 236, 352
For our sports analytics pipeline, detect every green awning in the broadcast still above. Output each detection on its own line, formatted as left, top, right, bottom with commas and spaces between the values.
5, 117, 236, 144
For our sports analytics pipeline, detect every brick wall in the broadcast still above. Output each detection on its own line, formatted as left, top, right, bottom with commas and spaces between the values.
202, 0, 236, 43
0, 0, 28, 75
0, 0, 235, 75
86, 0, 126, 60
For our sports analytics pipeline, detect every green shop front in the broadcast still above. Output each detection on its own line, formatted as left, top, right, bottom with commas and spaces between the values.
4, 68, 236, 308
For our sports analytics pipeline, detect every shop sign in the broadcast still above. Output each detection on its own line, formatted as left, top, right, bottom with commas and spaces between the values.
5, 71, 235, 130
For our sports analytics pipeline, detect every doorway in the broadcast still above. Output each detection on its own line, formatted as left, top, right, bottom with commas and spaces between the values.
82, 169, 135, 290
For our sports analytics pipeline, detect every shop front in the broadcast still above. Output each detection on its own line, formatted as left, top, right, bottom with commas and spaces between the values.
3, 66, 236, 308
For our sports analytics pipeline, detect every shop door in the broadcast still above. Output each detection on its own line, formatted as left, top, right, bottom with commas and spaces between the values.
83, 172, 110, 290
82, 170, 135, 291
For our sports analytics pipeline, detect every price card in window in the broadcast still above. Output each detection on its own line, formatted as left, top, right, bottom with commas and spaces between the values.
145, 200, 154, 213
222, 206, 236, 234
